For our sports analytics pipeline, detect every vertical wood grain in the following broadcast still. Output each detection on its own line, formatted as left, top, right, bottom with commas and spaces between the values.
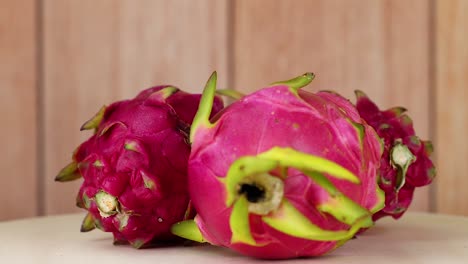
43, 0, 228, 215
435, 0, 468, 215
0, 0, 38, 220
233, 0, 432, 211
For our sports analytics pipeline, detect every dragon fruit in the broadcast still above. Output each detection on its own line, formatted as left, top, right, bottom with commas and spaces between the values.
355, 91, 435, 220
55, 85, 223, 248
172, 73, 384, 259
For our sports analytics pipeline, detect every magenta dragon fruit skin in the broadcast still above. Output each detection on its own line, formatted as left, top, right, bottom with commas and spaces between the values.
172, 73, 384, 259
56, 85, 223, 248
355, 91, 436, 220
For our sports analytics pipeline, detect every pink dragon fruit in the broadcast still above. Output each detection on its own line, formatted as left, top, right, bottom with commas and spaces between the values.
171, 73, 384, 259
55, 85, 223, 248
355, 91, 435, 220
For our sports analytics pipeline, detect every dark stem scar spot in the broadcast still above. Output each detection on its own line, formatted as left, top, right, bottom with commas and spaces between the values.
238, 183, 265, 203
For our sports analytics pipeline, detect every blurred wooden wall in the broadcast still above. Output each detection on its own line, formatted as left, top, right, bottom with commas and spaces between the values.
0, 0, 466, 221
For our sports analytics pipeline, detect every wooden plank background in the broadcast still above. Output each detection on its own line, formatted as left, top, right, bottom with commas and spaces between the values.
435, 0, 468, 215
0, 0, 466, 221
0, 0, 38, 220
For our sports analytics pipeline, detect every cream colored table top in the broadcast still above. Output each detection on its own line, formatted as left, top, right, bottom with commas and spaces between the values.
1, 212, 467, 263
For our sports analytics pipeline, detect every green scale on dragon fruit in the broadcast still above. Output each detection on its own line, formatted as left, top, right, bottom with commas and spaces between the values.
56, 85, 224, 248
172, 73, 385, 259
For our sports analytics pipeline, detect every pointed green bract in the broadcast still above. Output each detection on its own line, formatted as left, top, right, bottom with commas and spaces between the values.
377, 134, 385, 156
124, 141, 139, 152
216, 89, 246, 100
354, 89, 367, 99
409, 136, 422, 147
386, 106, 407, 116
258, 147, 360, 183
370, 185, 386, 214
183, 201, 194, 220
263, 200, 357, 241
271, 72, 315, 93
171, 220, 206, 243
76, 195, 85, 209
80, 213, 96, 232
302, 170, 373, 227
93, 160, 104, 167
427, 167, 436, 180
224, 156, 278, 206
55, 162, 81, 182
124, 139, 146, 155
303, 170, 339, 196
82, 193, 91, 209
401, 115, 413, 126
81, 106, 107, 131
131, 239, 146, 249
94, 219, 103, 230
141, 172, 156, 190
351, 120, 365, 150
99, 121, 126, 137
230, 196, 256, 246
149, 86, 178, 100
317, 194, 372, 227
117, 213, 130, 231
334, 215, 377, 247
190, 71, 217, 143
424, 140, 434, 155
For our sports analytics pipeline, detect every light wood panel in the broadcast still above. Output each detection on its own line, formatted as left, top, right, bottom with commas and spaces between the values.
233, 0, 431, 211
0, 0, 38, 221
43, 0, 228, 214
435, 0, 468, 215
